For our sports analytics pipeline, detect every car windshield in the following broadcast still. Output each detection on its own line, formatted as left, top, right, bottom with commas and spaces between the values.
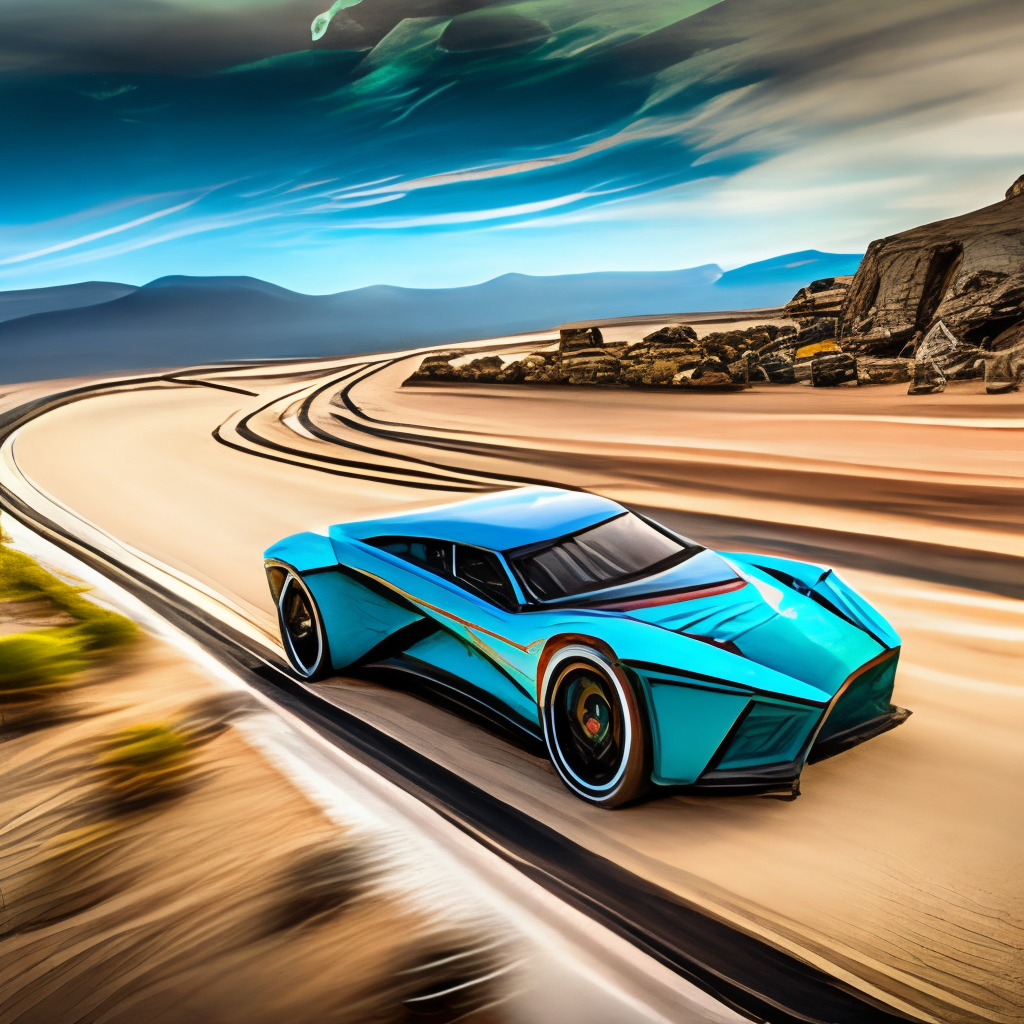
508, 513, 689, 601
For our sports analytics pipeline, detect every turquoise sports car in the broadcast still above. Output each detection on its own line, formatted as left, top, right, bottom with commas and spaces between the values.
264, 487, 908, 807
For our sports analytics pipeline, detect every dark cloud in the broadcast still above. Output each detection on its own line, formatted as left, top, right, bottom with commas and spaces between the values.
2, 0, 1023, 290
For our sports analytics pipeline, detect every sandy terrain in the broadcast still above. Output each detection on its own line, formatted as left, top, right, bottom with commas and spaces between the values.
4, 362, 1023, 1023
0, 631, 507, 1024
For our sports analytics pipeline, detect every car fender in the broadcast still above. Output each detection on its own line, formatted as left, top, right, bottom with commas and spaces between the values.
264, 531, 338, 573
721, 551, 901, 649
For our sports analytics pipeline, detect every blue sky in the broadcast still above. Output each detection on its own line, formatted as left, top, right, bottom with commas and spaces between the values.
3, 0, 1024, 294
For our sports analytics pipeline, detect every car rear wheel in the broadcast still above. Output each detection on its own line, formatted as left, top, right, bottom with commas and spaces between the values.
274, 569, 331, 680
542, 646, 650, 808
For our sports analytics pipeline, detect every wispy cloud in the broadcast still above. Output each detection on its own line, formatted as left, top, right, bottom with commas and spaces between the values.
0, 195, 207, 265
336, 189, 632, 229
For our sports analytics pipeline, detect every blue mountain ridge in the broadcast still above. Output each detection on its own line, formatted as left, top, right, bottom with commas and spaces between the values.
0, 251, 860, 384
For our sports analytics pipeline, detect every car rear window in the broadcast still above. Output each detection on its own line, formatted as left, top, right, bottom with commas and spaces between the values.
508, 513, 688, 601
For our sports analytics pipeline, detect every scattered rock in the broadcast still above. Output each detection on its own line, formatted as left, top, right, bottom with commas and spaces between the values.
985, 343, 1024, 393
785, 276, 855, 323
406, 352, 462, 382
908, 358, 947, 395
857, 357, 913, 385
559, 326, 603, 353
620, 324, 701, 385
811, 352, 858, 387
459, 355, 504, 382
405, 323, 811, 392
495, 360, 527, 384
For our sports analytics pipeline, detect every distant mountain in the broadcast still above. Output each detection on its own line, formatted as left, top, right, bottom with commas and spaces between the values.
0, 281, 137, 325
713, 250, 862, 306
0, 251, 860, 384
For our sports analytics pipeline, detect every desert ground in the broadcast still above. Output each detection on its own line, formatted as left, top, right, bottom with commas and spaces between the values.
1, 344, 1022, 1024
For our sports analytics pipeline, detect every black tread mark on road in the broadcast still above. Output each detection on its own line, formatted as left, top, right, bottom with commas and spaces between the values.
319, 360, 1024, 601
209, 363, 507, 493
0, 371, 918, 1024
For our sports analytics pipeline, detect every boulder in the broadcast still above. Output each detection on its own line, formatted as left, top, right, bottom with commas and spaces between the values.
794, 318, 838, 347
1006, 174, 1024, 200
908, 358, 946, 395
562, 350, 620, 384
677, 370, 738, 390
913, 319, 987, 379
559, 327, 604, 354
857, 357, 913, 385
460, 355, 504, 381
759, 353, 796, 383
811, 352, 858, 387
407, 351, 462, 381
691, 357, 731, 379
727, 353, 752, 385
784, 276, 855, 323
984, 343, 1024, 394
642, 324, 698, 346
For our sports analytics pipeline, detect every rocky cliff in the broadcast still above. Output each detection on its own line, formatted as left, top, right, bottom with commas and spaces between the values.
840, 178, 1024, 355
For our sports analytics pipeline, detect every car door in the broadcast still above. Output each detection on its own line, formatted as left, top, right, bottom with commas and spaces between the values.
362, 537, 540, 723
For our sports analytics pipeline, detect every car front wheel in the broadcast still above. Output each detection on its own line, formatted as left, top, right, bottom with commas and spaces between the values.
542, 645, 650, 808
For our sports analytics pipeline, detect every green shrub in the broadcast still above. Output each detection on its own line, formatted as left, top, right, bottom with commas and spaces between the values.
0, 631, 89, 695
0, 541, 137, 651
97, 722, 194, 806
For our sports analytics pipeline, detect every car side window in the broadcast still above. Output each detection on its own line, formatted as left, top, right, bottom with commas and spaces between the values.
454, 545, 516, 609
368, 537, 452, 574
368, 536, 516, 609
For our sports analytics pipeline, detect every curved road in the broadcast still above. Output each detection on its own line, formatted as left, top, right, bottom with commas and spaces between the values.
1, 347, 1022, 1024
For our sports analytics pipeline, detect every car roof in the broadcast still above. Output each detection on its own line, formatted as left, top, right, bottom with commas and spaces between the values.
335, 486, 624, 552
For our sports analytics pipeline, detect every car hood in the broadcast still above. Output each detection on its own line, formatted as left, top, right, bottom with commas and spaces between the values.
624, 558, 885, 696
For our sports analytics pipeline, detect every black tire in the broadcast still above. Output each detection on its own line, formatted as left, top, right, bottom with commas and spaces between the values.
541, 645, 650, 808
275, 570, 331, 680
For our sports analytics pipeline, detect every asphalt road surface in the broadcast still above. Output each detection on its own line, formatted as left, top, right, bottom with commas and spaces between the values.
2, 347, 1022, 1024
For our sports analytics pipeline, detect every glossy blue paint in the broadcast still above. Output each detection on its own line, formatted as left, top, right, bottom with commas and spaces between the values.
643, 680, 751, 784
403, 630, 539, 726
715, 700, 820, 770
265, 487, 904, 788
338, 486, 622, 551
303, 569, 422, 669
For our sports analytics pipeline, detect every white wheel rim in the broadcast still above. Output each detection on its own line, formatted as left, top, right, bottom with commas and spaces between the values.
542, 645, 633, 796
278, 574, 323, 678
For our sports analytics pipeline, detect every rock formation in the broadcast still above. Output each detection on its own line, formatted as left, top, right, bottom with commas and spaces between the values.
407, 181, 1024, 398
839, 175, 1024, 355
403, 322, 861, 391
784, 276, 854, 323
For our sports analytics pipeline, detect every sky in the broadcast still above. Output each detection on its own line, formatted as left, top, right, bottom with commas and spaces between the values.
3, 0, 1024, 294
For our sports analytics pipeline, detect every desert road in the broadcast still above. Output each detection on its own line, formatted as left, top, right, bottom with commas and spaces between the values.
1, 340, 1022, 1024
